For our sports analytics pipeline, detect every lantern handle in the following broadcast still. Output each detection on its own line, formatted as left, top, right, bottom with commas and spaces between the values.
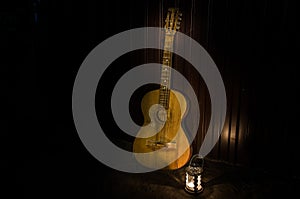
189, 154, 204, 168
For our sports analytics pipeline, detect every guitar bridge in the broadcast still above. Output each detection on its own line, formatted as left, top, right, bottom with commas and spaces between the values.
146, 140, 177, 150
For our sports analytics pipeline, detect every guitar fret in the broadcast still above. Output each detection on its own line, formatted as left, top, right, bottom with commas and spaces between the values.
161, 72, 170, 77
161, 73, 169, 76
161, 75, 170, 79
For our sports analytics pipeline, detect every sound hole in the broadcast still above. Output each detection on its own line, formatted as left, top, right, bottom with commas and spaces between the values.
156, 108, 167, 122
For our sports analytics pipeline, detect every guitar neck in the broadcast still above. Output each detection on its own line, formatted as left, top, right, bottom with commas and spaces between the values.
159, 34, 175, 110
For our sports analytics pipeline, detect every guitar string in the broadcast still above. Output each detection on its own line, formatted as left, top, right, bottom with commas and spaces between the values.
160, 2, 164, 144
161, 4, 167, 143
162, 9, 175, 145
165, 9, 172, 143
164, 37, 173, 143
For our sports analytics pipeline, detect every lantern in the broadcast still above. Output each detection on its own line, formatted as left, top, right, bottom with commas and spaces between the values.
185, 154, 204, 194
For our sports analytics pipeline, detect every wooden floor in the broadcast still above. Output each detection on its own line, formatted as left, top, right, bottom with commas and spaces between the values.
98, 158, 300, 199
13, 154, 300, 199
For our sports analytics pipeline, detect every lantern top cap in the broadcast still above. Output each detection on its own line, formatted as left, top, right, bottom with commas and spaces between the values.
188, 154, 204, 168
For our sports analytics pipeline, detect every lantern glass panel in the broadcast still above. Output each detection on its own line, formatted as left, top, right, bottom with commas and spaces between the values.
185, 154, 204, 193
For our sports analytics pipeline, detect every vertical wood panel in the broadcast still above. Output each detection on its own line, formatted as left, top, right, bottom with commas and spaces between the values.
30, 0, 299, 176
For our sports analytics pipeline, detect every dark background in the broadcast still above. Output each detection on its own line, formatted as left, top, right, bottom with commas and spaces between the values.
2, 0, 300, 197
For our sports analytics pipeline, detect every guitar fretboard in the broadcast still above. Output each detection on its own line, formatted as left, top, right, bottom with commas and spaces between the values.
159, 34, 175, 109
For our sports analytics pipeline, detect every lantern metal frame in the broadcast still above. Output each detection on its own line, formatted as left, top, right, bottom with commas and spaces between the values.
185, 154, 204, 194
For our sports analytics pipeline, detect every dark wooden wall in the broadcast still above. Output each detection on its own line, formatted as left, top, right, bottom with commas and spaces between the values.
136, 0, 300, 177
6, 0, 299, 182
92, 0, 299, 177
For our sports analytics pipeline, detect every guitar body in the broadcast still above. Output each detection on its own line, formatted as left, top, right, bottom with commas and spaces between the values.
133, 89, 192, 170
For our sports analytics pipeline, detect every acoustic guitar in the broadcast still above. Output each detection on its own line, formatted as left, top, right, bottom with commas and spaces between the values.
133, 8, 192, 170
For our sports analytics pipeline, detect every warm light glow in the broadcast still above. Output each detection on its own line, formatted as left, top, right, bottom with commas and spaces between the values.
185, 173, 202, 192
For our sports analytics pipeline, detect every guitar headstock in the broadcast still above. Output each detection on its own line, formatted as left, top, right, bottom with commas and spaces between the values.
164, 8, 182, 35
